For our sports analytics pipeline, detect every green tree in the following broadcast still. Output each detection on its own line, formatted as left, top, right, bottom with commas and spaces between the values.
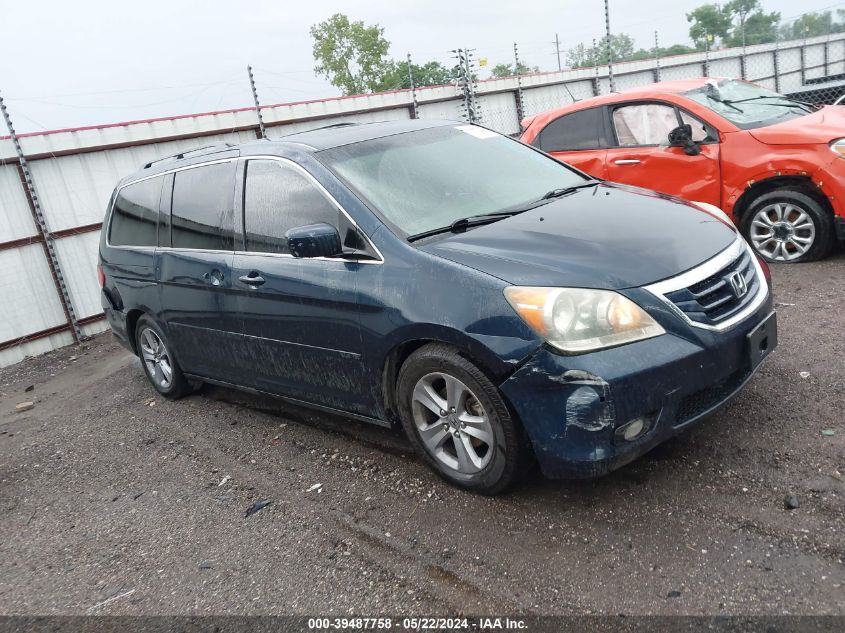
781, 11, 834, 40
381, 60, 453, 89
566, 34, 636, 68
738, 10, 780, 44
310, 14, 394, 95
489, 61, 539, 77
687, 4, 732, 48
725, 0, 759, 47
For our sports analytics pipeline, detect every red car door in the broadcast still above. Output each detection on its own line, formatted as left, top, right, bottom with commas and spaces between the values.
532, 106, 608, 179
605, 102, 721, 206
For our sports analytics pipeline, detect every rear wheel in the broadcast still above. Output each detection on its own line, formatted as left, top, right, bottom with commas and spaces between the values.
135, 315, 192, 399
396, 344, 529, 495
741, 189, 833, 263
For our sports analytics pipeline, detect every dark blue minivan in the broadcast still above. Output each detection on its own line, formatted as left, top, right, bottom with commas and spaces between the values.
99, 120, 777, 494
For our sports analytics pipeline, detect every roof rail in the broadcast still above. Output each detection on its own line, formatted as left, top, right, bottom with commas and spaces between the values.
143, 143, 234, 169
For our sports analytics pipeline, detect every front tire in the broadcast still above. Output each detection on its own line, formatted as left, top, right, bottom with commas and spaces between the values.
134, 315, 192, 399
396, 344, 529, 495
741, 189, 834, 263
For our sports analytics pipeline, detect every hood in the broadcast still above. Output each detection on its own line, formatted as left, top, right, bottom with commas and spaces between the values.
747, 106, 845, 145
419, 183, 737, 290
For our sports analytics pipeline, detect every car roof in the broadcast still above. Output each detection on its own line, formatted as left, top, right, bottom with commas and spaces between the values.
274, 118, 456, 150
120, 119, 459, 185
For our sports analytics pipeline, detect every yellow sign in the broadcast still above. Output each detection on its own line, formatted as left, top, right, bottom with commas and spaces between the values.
478, 57, 488, 67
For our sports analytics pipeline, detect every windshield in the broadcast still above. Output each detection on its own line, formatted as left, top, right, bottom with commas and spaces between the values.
684, 79, 810, 129
318, 125, 587, 237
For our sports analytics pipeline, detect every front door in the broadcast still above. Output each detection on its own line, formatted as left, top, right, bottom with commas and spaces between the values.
605, 102, 721, 206
231, 157, 374, 414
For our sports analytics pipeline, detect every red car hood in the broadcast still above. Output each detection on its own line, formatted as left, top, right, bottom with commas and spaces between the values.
748, 106, 845, 145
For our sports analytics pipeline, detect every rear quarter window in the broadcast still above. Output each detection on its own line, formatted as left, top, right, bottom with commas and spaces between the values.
536, 107, 604, 152
108, 177, 163, 247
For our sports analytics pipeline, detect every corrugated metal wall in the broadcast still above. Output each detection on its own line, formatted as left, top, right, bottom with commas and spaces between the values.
1, 32, 843, 366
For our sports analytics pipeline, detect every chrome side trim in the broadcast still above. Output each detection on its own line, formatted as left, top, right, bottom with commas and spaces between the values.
104, 155, 385, 265
105, 157, 237, 251
644, 237, 769, 332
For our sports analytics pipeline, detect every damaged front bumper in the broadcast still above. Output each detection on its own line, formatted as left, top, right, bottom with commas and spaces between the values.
499, 300, 776, 479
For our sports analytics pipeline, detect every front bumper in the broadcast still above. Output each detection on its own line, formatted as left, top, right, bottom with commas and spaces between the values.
500, 298, 776, 479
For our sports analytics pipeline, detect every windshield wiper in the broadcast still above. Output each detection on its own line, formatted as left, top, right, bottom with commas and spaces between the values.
406, 180, 601, 243
406, 211, 524, 242
722, 95, 816, 113
540, 180, 601, 200
703, 92, 745, 113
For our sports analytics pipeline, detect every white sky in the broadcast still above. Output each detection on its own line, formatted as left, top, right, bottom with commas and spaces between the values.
2, 0, 843, 132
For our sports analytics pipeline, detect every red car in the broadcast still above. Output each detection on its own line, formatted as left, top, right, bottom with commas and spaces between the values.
520, 77, 845, 262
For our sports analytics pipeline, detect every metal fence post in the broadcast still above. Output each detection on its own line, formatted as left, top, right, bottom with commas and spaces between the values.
0, 91, 82, 343
246, 65, 266, 139
653, 31, 661, 83
774, 33, 781, 93
513, 42, 526, 126
407, 52, 419, 119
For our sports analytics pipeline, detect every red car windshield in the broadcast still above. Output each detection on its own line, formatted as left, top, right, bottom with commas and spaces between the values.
684, 79, 813, 129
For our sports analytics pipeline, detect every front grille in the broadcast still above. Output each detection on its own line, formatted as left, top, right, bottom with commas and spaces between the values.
663, 248, 759, 326
675, 367, 751, 426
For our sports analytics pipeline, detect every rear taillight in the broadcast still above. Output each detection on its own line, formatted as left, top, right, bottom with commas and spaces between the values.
756, 255, 772, 285
97, 264, 105, 289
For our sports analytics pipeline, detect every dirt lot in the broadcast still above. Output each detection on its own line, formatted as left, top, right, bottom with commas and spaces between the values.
1, 252, 843, 617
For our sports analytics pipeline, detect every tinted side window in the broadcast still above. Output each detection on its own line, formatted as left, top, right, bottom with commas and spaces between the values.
171, 162, 235, 251
243, 160, 339, 255
538, 108, 603, 151
109, 177, 163, 247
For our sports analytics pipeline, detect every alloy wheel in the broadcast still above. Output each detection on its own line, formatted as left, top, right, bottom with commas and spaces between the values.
139, 327, 173, 389
749, 202, 816, 262
411, 372, 494, 475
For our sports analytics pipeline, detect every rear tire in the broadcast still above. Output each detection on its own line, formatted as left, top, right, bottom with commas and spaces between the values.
396, 343, 530, 495
134, 315, 192, 399
741, 189, 834, 263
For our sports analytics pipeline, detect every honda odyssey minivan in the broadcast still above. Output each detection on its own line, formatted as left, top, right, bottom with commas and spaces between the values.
99, 120, 777, 494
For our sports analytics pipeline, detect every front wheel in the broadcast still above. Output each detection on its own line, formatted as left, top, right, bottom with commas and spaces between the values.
741, 189, 834, 263
396, 344, 530, 495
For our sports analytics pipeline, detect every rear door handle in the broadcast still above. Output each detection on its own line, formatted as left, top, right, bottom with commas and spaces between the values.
238, 272, 265, 287
202, 269, 224, 286
614, 159, 641, 165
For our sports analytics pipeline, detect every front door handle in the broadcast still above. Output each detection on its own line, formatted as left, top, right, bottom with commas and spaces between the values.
614, 159, 641, 165
238, 272, 265, 287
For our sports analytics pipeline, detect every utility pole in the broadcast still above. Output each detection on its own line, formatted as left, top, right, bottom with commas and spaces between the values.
604, 0, 616, 92
407, 53, 419, 119
554, 33, 562, 71
0, 91, 82, 342
246, 65, 266, 139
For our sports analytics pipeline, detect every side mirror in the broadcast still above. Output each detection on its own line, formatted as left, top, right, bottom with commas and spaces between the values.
668, 124, 700, 156
286, 223, 342, 258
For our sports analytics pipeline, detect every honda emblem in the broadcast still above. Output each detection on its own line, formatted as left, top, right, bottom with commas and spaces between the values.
727, 271, 748, 298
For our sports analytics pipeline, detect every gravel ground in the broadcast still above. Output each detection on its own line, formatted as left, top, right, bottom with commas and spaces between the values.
0, 251, 843, 617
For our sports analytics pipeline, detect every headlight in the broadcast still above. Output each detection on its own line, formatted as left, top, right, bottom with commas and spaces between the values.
830, 138, 845, 157
504, 287, 665, 353
693, 200, 735, 227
